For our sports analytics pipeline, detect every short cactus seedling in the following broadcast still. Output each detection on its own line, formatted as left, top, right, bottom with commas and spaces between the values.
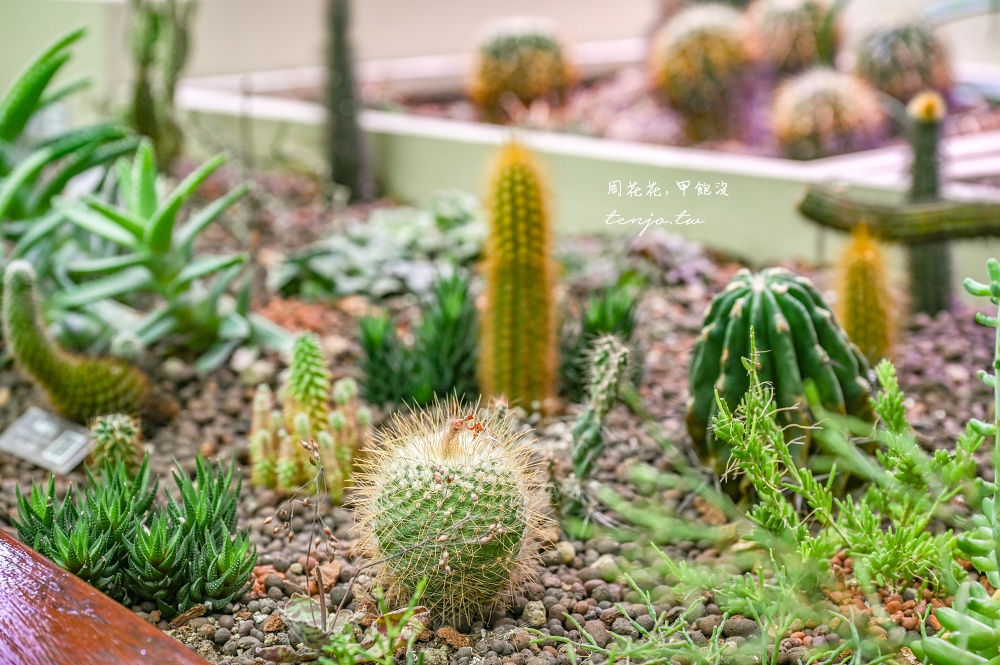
250, 333, 369, 502
2, 260, 151, 423
837, 226, 894, 363
352, 402, 549, 627
572, 336, 631, 481
855, 21, 952, 104
89, 414, 144, 477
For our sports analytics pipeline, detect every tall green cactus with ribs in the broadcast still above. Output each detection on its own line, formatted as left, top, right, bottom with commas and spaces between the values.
687, 267, 873, 473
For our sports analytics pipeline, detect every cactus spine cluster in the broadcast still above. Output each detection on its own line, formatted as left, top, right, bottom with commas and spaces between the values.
772, 68, 887, 160
468, 17, 574, 123
648, 4, 752, 142
352, 402, 548, 627
687, 267, 872, 472
89, 414, 144, 477
480, 143, 557, 410
571, 336, 631, 481
2, 261, 150, 423
855, 21, 952, 104
747, 0, 840, 73
837, 226, 894, 364
906, 90, 952, 315
250, 333, 369, 502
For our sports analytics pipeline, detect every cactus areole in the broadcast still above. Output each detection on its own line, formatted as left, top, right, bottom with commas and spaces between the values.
686, 267, 873, 471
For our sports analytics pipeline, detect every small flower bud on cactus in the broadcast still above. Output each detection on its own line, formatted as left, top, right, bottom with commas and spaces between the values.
856, 21, 952, 104
89, 414, 144, 477
353, 401, 550, 627
2, 260, 151, 423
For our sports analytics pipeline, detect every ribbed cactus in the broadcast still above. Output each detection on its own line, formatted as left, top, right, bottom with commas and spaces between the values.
837, 226, 893, 364
468, 17, 574, 123
571, 336, 630, 481
648, 4, 752, 142
2, 261, 150, 423
772, 68, 887, 160
687, 267, 873, 472
747, 0, 840, 72
250, 333, 369, 502
480, 143, 557, 410
89, 414, 144, 477
352, 402, 548, 627
906, 90, 952, 315
856, 21, 952, 104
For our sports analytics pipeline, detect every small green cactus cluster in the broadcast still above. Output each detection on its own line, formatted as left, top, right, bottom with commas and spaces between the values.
13, 456, 255, 617
855, 21, 952, 104
251, 333, 369, 502
746, 0, 840, 73
2, 260, 150, 423
687, 267, 873, 473
352, 401, 549, 627
481, 143, 557, 411
648, 4, 753, 142
836, 226, 893, 364
89, 414, 144, 477
772, 68, 887, 159
571, 336, 631, 481
468, 17, 574, 122
560, 284, 642, 403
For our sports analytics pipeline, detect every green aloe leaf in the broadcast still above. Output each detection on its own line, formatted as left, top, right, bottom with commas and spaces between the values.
146, 153, 227, 253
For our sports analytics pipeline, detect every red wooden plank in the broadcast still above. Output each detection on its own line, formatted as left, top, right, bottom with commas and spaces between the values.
0, 530, 211, 665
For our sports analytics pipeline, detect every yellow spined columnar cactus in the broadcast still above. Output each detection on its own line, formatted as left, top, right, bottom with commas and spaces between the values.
468, 17, 574, 122
480, 143, 557, 410
648, 4, 752, 142
837, 226, 894, 363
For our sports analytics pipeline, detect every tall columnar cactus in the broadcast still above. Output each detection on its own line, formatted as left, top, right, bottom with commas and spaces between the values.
648, 4, 752, 142
687, 267, 873, 472
837, 226, 893, 364
856, 21, 952, 104
906, 90, 952, 315
467, 17, 574, 123
772, 68, 887, 160
2, 261, 150, 423
250, 333, 369, 502
747, 0, 841, 73
480, 143, 557, 410
572, 336, 631, 481
352, 402, 548, 627
89, 414, 144, 477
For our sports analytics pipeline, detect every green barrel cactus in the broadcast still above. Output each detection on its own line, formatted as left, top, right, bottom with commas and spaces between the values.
687, 267, 873, 472
353, 402, 549, 627
855, 21, 952, 104
2, 260, 150, 423
649, 4, 752, 142
89, 414, 144, 477
836, 226, 893, 364
480, 143, 557, 410
468, 17, 574, 123
772, 68, 887, 160
747, 0, 840, 73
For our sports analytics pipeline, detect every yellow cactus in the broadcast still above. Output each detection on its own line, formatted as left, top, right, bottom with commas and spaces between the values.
480, 143, 557, 410
837, 226, 894, 363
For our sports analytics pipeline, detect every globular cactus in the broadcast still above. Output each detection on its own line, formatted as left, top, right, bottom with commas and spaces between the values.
687, 267, 873, 473
2, 260, 151, 423
772, 68, 887, 159
572, 336, 630, 481
856, 21, 952, 104
837, 226, 893, 363
468, 17, 574, 123
352, 401, 549, 627
648, 4, 752, 142
480, 143, 557, 411
747, 0, 840, 73
89, 414, 144, 477
250, 333, 370, 502
906, 90, 951, 315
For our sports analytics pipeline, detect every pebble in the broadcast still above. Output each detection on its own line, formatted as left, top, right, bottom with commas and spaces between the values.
522, 601, 547, 628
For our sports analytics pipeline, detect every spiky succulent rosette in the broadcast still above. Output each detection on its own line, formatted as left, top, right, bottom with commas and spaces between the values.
352, 401, 549, 627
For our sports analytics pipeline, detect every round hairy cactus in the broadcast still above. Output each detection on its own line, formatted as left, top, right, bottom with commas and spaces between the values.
352, 402, 549, 627
468, 17, 574, 122
89, 414, 144, 476
649, 4, 752, 142
856, 21, 952, 103
687, 267, 873, 471
747, 0, 839, 72
772, 68, 887, 159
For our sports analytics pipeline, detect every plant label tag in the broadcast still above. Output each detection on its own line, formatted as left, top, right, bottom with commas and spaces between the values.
0, 407, 91, 475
